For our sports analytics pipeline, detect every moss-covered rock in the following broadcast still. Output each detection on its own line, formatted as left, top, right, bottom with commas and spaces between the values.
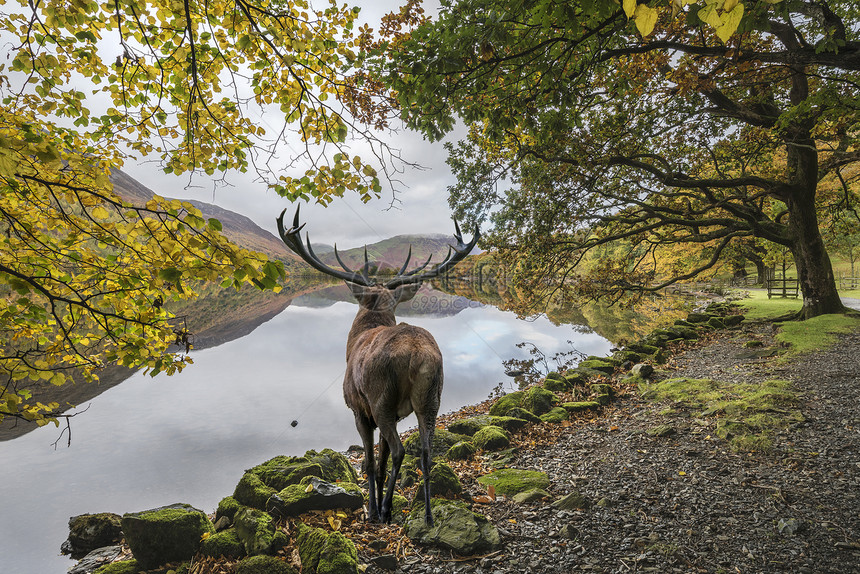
539, 407, 569, 423
590, 383, 613, 396
249, 450, 358, 493
562, 401, 601, 412
686, 312, 711, 323
236, 555, 298, 574
216, 496, 241, 522
476, 469, 550, 496
234, 472, 278, 509
446, 441, 476, 461
488, 390, 525, 417
447, 415, 492, 436
233, 507, 277, 556
65, 513, 123, 557
296, 523, 358, 574
512, 489, 551, 503
405, 500, 500, 555
93, 560, 140, 574
489, 415, 530, 432
723, 314, 745, 327
472, 425, 510, 451
626, 343, 660, 356
665, 325, 699, 340
577, 359, 616, 374
552, 491, 590, 510
523, 386, 559, 415
404, 428, 470, 458
200, 528, 245, 559
505, 407, 540, 423
269, 477, 364, 518
706, 316, 726, 329
562, 370, 587, 387
121, 504, 214, 570
416, 462, 462, 501
613, 350, 643, 364
542, 377, 569, 392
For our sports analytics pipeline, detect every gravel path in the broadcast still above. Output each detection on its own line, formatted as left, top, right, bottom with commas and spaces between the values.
394, 321, 860, 574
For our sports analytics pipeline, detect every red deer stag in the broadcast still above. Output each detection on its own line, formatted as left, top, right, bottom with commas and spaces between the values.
276, 206, 479, 525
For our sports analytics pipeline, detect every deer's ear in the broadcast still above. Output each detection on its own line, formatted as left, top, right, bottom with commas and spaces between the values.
347, 281, 369, 300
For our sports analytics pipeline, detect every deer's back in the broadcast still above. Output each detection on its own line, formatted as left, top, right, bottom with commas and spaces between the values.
344, 323, 443, 421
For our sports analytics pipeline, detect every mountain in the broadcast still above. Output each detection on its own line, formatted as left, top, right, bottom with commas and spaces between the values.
110, 169, 294, 261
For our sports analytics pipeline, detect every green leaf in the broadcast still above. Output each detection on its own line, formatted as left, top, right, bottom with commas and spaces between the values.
207, 217, 223, 231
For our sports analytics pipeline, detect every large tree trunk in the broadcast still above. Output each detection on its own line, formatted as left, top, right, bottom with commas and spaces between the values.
787, 190, 846, 319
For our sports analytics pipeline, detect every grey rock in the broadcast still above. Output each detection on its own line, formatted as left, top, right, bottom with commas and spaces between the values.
406, 500, 501, 555
121, 503, 214, 569
67, 545, 122, 574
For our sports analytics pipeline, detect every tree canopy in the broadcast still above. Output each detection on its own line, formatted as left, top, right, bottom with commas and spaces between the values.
375, 0, 859, 317
0, 0, 386, 428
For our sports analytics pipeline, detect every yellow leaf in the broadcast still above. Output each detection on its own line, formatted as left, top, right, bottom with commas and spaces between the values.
723, 0, 740, 11
716, 3, 744, 43
305, 483, 314, 493
678, 471, 687, 476
623, 0, 636, 18
634, 4, 659, 37
91, 206, 110, 220
327, 516, 341, 530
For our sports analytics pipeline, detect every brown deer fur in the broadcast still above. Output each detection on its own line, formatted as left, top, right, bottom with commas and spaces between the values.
345, 283, 441, 525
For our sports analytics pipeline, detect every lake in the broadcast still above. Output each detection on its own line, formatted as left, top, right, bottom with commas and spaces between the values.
0, 282, 620, 573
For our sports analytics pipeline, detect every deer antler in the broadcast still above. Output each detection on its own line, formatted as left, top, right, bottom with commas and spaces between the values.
384, 219, 480, 288
277, 206, 373, 286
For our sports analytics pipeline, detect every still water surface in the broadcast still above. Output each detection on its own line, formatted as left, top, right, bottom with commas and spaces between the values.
0, 286, 611, 573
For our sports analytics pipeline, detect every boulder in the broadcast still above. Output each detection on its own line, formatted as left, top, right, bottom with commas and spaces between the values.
405, 500, 500, 555
200, 528, 245, 559
472, 425, 511, 451
236, 555, 299, 574
723, 314, 745, 327
67, 545, 122, 574
505, 407, 541, 423
297, 523, 358, 574
233, 507, 280, 556
686, 312, 711, 323
625, 343, 660, 355
552, 491, 590, 510
577, 359, 616, 375
415, 462, 462, 501
404, 428, 470, 458
446, 441, 477, 461
216, 496, 241, 522
447, 415, 491, 436
539, 407, 569, 423
630, 363, 654, 378
488, 390, 525, 417
512, 489, 551, 503
706, 316, 726, 329
63, 513, 123, 558
477, 468, 550, 496
562, 401, 601, 412
542, 376, 570, 392
490, 415, 530, 432
521, 386, 559, 415
121, 503, 214, 570
268, 477, 364, 517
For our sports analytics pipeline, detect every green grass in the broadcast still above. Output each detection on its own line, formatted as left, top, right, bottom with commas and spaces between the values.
775, 314, 860, 356
736, 288, 802, 320
640, 378, 804, 451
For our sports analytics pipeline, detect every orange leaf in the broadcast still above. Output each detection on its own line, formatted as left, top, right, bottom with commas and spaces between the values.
487, 485, 497, 500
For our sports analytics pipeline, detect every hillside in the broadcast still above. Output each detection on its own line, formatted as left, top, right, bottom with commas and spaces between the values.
319, 234, 470, 275
110, 169, 294, 261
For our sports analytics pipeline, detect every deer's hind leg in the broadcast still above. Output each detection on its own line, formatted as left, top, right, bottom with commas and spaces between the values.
375, 414, 404, 524
354, 412, 380, 522
376, 436, 390, 514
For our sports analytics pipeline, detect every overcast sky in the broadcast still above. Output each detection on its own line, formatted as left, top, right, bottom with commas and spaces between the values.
122, 0, 466, 249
